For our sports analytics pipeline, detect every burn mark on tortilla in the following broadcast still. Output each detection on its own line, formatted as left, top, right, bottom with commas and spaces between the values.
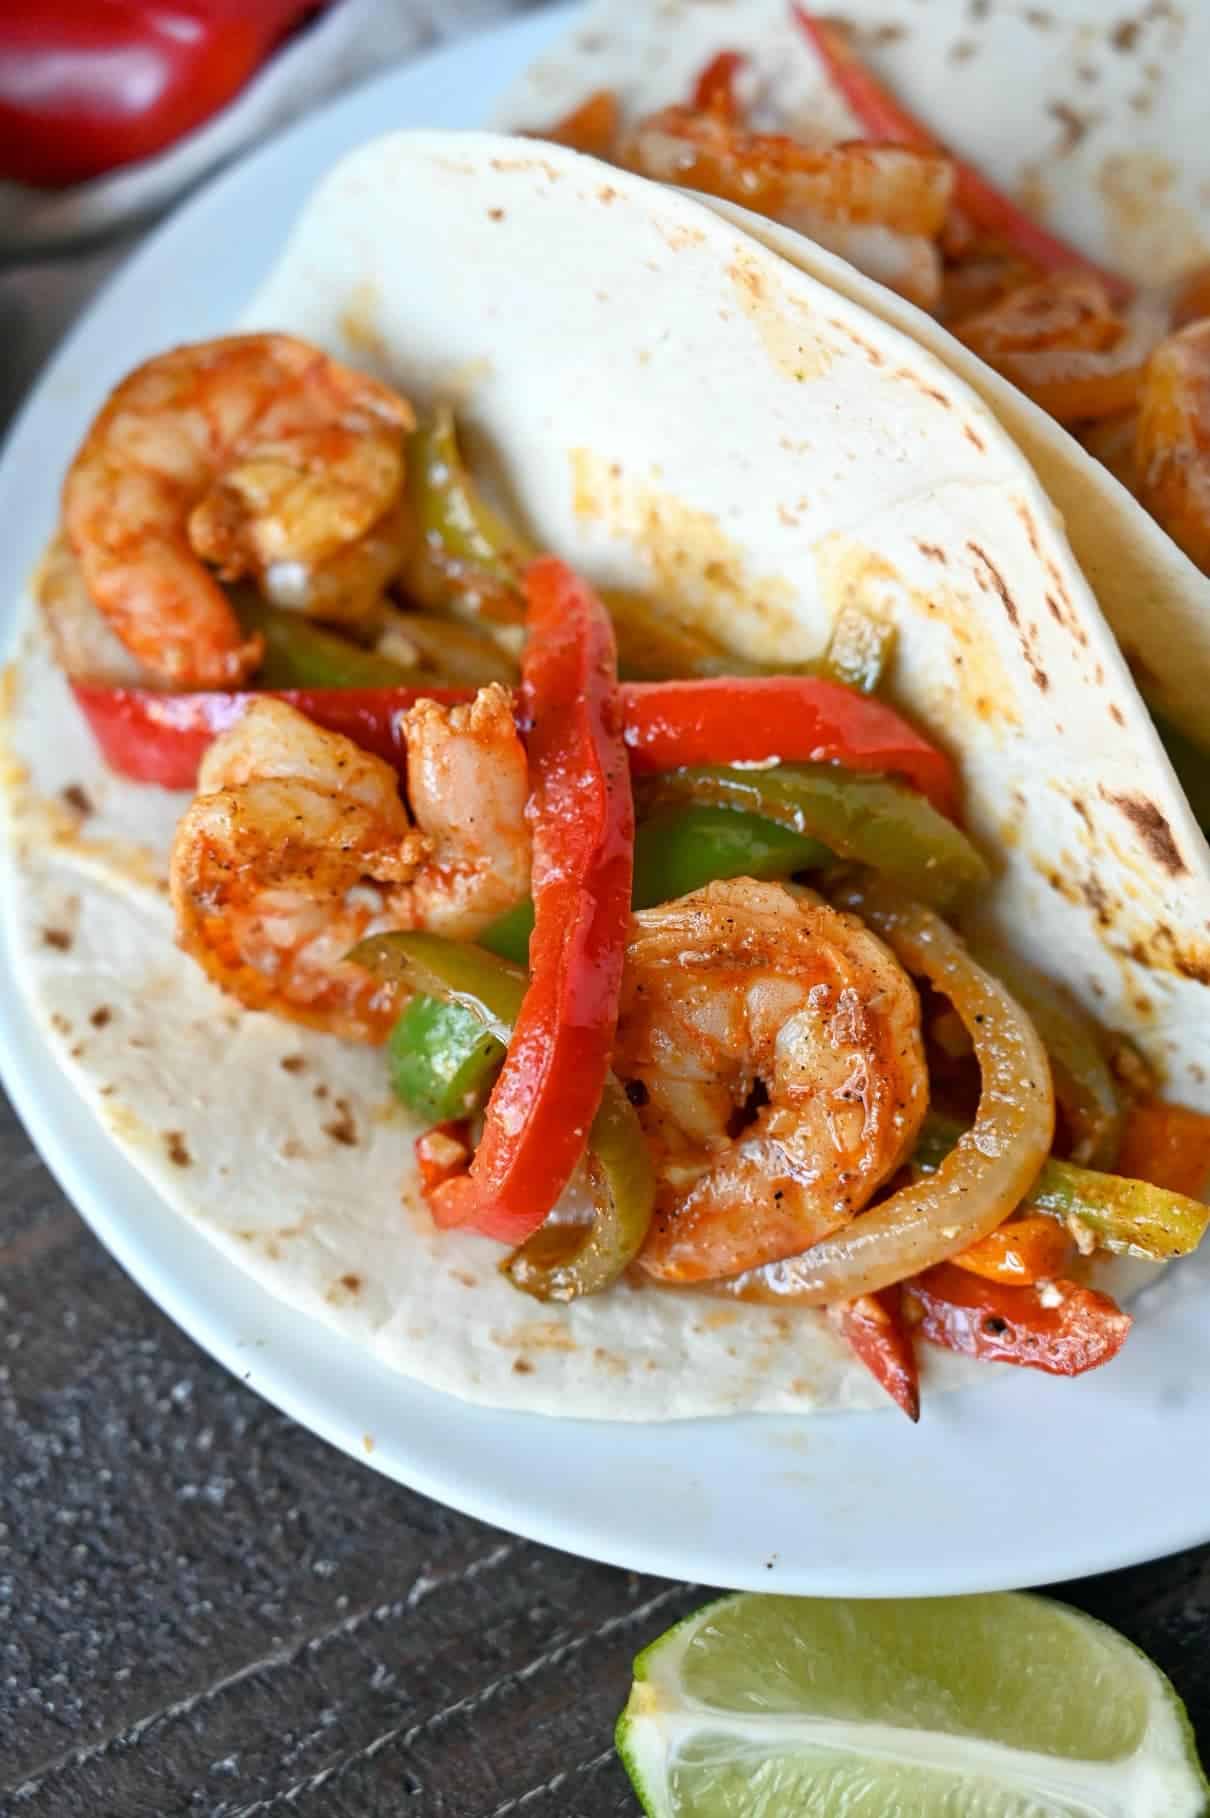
488, 207, 506, 221
90, 1006, 112, 1029
1025, 6, 1054, 25
949, 37, 976, 62
916, 541, 947, 564
866, 22, 907, 44
1102, 789, 1188, 875
966, 541, 1049, 691
1110, 703, 1126, 726
313, 1083, 329, 1101
61, 783, 93, 816
963, 424, 987, 452
164, 1131, 192, 1168
50, 1012, 71, 1035
512, 1357, 535, 1375
42, 927, 72, 951
340, 1273, 362, 1296
1049, 102, 1092, 154
323, 1097, 358, 1146
280, 1054, 306, 1074
1112, 17, 1141, 51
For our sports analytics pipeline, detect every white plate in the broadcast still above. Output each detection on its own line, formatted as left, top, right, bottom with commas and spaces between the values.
4, 6, 1210, 1598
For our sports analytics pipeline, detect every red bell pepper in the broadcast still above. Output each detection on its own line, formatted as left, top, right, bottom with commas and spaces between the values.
829, 1288, 920, 1420
0, 2, 321, 190
793, 6, 1133, 307
73, 671, 958, 812
906, 1263, 1132, 1376
620, 676, 956, 815
428, 559, 634, 1245
692, 50, 747, 120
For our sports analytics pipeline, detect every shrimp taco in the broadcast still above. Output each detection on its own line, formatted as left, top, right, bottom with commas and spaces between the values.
501, 0, 1210, 813
5, 130, 1210, 1422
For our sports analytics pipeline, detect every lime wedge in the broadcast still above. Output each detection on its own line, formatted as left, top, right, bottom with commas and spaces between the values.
618, 1592, 1206, 1818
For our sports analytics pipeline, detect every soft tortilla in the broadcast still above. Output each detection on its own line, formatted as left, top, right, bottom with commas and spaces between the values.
495, 0, 1210, 749
1, 131, 1193, 1416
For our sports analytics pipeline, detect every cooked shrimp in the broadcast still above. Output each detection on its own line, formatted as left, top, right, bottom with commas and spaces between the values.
621, 106, 951, 308
614, 878, 928, 1284
63, 334, 415, 689
1136, 320, 1210, 572
171, 687, 530, 1040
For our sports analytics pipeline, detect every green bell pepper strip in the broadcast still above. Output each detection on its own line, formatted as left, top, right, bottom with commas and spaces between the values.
349, 931, 655, 1299
640, 763, 988, 908
915, 1114, 1210, 1260
479, 804, 832, 967
236, 595, 421, 690
403, 406, 532, 622
386, 995, 505, 1123
813, 604, 896, 696
603, 589, 765, 682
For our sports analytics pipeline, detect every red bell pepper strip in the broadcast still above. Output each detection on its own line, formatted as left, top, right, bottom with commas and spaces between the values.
428, 558, 634, 1244
792, 6, 1133, 307
73, 672, 958, 813
692, 50, 747, 120
829, 1288, 920, 1420
0, 2, 322, 191
906, 1263, 1132, 1376
620, 676, 956, 816
414, 1121, 473, 1198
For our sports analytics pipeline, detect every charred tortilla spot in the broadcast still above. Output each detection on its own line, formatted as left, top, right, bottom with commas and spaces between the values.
280, 1054, 306, 1074
61, 783, 93, 816
164, 1131, 192, 1168
340, 1272, 362, 1294
90, 1006, 113, 1029
323, 1097, 358, 1146
42, 928, 72, 951
916, 541, 947, 564
1102, 790, 1187, 876
512, 1357, 535, 1374
963, 424, 987, 451
1110, 703, 1126, 726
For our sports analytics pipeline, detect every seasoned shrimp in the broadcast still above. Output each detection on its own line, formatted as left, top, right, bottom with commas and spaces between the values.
171, 687, 530, 1040
63, 334, 415, 689
621, 106, 952, 307
1136, 320, 1210, 573
614, 878, 927, 1284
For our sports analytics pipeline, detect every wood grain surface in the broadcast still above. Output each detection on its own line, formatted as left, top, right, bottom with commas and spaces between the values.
3, 6, 1209, 1809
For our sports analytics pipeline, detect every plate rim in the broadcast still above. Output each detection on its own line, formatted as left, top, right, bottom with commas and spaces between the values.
3, 2, 1210, 1598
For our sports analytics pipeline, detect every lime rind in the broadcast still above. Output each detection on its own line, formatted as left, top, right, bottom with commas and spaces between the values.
617, 1592, 1208, 1818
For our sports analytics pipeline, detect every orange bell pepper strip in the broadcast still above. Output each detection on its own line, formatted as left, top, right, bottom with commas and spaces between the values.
906, 1264, 1131, 1375
1116, 1099, 1210, 1202
428, 558, 634, 1244
793, 6, 1133, 306
949, 1215, 1074, 1286
829, 1287, 920, 1420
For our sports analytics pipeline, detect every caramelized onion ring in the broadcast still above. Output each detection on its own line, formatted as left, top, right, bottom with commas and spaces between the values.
719, 889, 1054, 1306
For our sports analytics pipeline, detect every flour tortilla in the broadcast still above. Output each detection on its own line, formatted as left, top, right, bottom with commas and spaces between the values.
1, 130, 1194, 1417
496, 0, 1210, 751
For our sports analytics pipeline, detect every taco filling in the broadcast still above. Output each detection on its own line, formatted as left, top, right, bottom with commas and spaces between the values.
32, 282, 1210, 1419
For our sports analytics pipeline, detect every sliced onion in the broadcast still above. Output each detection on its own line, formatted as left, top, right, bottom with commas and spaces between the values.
718, 888, 1054, 1307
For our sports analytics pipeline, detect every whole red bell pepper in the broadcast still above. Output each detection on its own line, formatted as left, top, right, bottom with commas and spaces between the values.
906, 1263, 1131, 1376
829, 1288, 920, 1420
0, 1, 321, 190
793, 6, 1133, 307
72, 671, 959, 811
428, 558, 635, 1245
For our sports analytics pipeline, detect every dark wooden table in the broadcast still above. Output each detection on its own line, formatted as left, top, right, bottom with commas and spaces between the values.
4, 11, 1210, 1809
